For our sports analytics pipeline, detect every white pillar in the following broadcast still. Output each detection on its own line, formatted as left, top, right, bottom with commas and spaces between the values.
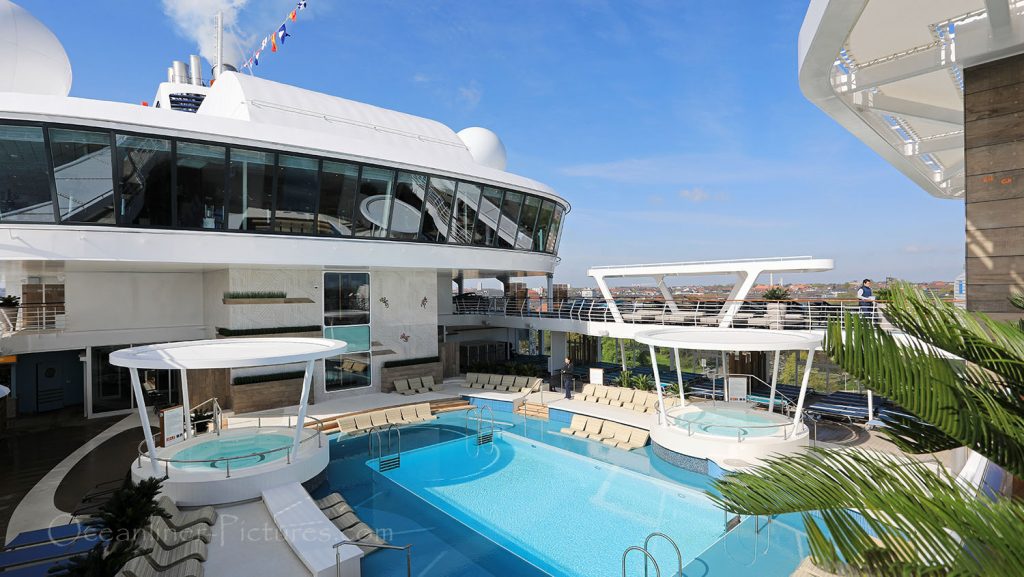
719, 271, 757, 328
673, 348, 685, 407
650, 345, 667, 426
867, 390, 875, 420
179, 369, 192, 439
792, 349, 817, 429
767, 350, 781, 413
292, 359, 316, 458
654, 275, 680, 314
129, 367, 161, 477
548, 331, 568, 376
618, 339, 627, 371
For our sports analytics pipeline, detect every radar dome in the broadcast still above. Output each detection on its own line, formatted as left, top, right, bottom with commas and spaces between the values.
0, 0, 71, 96
457, 127, 507, 171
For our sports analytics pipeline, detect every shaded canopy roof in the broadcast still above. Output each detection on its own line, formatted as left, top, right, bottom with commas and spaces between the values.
109, 338, 347, 370
634, 327, 821, 352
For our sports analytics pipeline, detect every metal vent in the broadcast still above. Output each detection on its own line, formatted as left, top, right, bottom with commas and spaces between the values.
168, 92, 206, 113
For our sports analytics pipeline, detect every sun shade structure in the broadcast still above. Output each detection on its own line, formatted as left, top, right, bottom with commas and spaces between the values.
110, 338, 347, 476
633, 327, 821, 429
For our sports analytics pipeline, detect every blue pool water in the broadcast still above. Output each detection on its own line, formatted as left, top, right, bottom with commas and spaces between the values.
319, 410, 810, 577
380, 433, 724, 576
674, 406, 788, 438
171, 433, 291, 469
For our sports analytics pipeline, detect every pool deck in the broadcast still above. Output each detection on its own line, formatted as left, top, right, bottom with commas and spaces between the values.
204, 499, 308, 576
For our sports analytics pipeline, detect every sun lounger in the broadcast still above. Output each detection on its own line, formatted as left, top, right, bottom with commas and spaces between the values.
322, 502, 354, 521
384, 408, 406, 425
578, 417, 603, 439
157, 497, 216, 531
400, 406, 420, 423
602, 424, 634, 448
369, 411, 389, 429
353, 413, 373, 432
345, 522, 387, 555
590, 420, 617, 441
624, 429, 650, 449
0, 536, 97, 571
393, 380, 413, 395
137, 532, 206, 569
335, 416, 358, 434
483, 383, 496, 391
422, 375, 440, 392
3, 524, 98, 550
116, 556, 203, 577
331, 512, 361, 531
147, 516, 211, 549
560, 414, 588, 435
314, 493, 345, 510
415, 403, 437, 421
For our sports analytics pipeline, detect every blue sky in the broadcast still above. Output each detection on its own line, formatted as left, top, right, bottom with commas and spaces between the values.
23, 0, 965, 287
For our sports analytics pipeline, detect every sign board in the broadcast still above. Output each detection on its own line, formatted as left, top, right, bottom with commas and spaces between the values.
159, 405, 186, 448
726, 376, 749, 402
589, 367, 604, 385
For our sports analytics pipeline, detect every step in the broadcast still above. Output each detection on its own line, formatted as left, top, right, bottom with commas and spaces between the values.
379, 455, 401, 472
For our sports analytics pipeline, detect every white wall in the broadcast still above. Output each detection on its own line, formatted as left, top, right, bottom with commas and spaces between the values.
370, 270, 439, 385
66, 271, 204, 332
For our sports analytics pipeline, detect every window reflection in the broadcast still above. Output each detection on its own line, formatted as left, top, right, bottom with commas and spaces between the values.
176, 142, 225, 229
535, 199, 555, 252
323, 272, 369, 326
449, 182, 481, 245
388, 172, 426, 240
353, 167, 394, 237
116, 135, 172, 227
477, 187, 504, 247
49, 128, 115, 224
228, 148, 274, 231
497, 190, 523, 249
547, 205, 564, 253
0, 125, 53, 223
275, 154, 318, 234
323, 271, 371, 391
318, 160, 359, 237
420, 176, 455, 243
516, 195, 541, 250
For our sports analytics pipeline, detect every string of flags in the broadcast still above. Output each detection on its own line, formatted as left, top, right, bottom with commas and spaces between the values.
241, 0, 307, 71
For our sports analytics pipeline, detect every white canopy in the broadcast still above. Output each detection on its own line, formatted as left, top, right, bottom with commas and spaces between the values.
113, 338, 347, 477
634, 327, 820, 352
109, 338, 348, 370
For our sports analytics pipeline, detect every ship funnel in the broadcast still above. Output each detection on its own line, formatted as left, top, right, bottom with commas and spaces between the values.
166, 67, 174, 83
211, 63, 237, 80
171, 60, 188, 83
188, 55, 203, 85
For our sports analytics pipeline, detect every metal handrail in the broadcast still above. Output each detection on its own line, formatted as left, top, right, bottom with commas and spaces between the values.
727, 373, 799, 411
671, 414, 797, 442
334, 540, 411, 577
643, 532, 681, 577
622, 546, 661, 577
136, 415, 325, 478
369, 423, 401, 469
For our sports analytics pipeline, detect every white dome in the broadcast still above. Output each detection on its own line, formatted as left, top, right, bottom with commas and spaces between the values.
457, 127, 507, 171
0, 0, 71, 96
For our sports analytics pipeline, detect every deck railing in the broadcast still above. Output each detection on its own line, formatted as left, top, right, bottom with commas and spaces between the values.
0, 304, 67, 335
450, 296, 904, 330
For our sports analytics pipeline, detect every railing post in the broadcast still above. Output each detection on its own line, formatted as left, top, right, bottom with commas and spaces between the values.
225, 459, 231, 478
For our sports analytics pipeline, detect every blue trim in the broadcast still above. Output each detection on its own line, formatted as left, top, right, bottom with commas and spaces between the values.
464, 396, 515, 414
546, 408, 573, 424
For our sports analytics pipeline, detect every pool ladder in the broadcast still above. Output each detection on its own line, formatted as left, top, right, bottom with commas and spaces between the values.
621, 532, 682, 577
369, 424, 402, 472
464, 405, 496, 445
722, 513, 772, 567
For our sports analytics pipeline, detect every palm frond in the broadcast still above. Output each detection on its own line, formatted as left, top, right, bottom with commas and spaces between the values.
712, 448, 1024, 577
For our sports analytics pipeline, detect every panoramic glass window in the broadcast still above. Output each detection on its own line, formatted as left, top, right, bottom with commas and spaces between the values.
49, 128, 115, 224
546, 204, 565, 253
0, 125, 54, 223
477, 187, 504, 247
449, 182, 481, 245
420, 176, 455, 243
227, 148, 275, 232
274, 154, 318, 234
318, 160, 359, 237
388, 172, 427, 240
353, 166, 394, 237
323, 272, 371, 391
116, 134, 172, 227
516, 195, 542, 250
175, 142, 225, 229
496, 189, 523, 249
535, 199, 556, 252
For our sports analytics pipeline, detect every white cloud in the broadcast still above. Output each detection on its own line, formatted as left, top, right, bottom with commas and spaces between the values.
162, 0, 252, 67
677, 188, 728, 203
458, 82, 482, 108
412, 73, 430, 83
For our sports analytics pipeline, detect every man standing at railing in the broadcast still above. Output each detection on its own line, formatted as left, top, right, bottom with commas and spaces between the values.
561, 356, 574, 399
857, 279, 876, 323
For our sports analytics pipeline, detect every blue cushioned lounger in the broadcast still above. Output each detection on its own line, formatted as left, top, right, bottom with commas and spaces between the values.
0, 560, 67, 576
4, 524, 94, 550
0, 538, 98, 571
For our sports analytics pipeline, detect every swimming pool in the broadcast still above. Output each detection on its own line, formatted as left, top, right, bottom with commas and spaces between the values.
171, 432, 292, 469
379, 432, 725, 576
672, 405, 791, 438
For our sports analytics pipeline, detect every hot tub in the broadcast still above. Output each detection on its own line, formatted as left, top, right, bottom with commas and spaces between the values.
170, 432, 293, 470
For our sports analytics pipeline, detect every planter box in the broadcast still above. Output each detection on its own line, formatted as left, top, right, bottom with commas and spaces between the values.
379, 361, 444, 393
232, 378, 305, 414
222, 297, 315, 305
216, 330, 323, 339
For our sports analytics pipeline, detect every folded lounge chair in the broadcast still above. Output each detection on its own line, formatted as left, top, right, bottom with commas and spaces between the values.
353, 414, 373, 432
315, 493, 345, 510
345, 522, 388, 555
602, 424, 634, 448
116, 556, 203, 577
147, 516, 211, 549
369, 411, 388, 429
579, 384, 596, 401
384, 408, 407, 425
157, 497, 216, 531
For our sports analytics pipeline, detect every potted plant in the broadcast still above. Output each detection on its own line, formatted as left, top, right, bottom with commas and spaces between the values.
762, 286, 791, 329
0, 295, 19, 329
634, 374, 653, 391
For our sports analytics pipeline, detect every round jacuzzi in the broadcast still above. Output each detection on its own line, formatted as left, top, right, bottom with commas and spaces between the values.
669, 402, 793, 439
169, 431, 293, 470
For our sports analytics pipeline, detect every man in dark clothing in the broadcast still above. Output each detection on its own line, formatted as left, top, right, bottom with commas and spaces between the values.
857, 278, 876, 322
561, 356, 574, 399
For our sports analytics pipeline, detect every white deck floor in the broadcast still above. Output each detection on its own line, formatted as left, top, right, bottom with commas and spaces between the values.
545, 398, 659, 430
204, 499, 309, 576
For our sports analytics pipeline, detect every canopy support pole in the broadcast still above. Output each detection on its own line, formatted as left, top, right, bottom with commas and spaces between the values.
650, 345, 666, 426
619, 339, 628, 372
673, 348, 685, 407
129, 368, 161, 477
767, 350, 781, 413
292, 359, 316, 458
180, 369, 192, 439
792, 348, 816, 430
